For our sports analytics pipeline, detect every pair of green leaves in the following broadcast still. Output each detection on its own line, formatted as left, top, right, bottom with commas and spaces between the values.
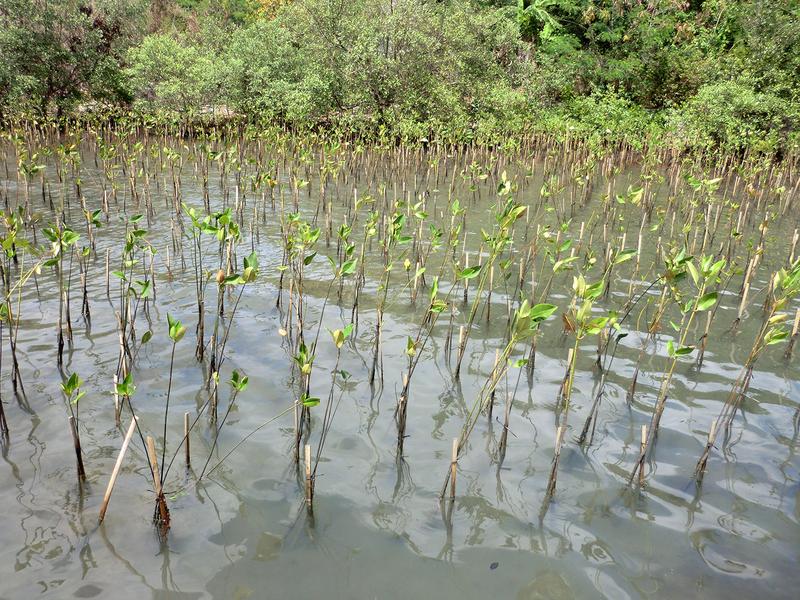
167, 314, 186, 343
61, 372, 86, 405
230, 370, 249, 392
667, 340, 694, 358
330, 323, 354, 349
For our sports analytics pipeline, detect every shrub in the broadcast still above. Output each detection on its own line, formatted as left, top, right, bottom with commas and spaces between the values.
665, 81, 799, 154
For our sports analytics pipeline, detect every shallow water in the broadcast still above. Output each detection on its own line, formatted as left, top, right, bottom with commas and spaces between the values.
1, 138, 799, 599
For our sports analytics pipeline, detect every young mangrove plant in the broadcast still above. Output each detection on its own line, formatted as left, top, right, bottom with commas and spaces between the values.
695, 259, 800, 481
440, 299, 557, 500
61, 372, 87, 483
630, 251, 725, 484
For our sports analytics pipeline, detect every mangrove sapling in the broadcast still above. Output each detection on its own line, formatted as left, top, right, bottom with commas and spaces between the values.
577, 270, 668, 444
0, 210, 41, 398
695, 260, 800, 480
183, 204, 217, 361
61, 372, 87, 482
454, 174, 526, 379
205, 208, 242, 412
370, 202, 411, 386
303, 323, 355, 507
161, 251, 260, 482
395, 200, 465, 451
696, 269, 735, 368
42, 222, 80, 367
284, 213, 322, 350
199, 370, 248, 479
78, 247, 91, 324
630, 252, 725, 484
545, 271, 614, 493
111, 215, 155, 381
440, 300, 558, 499
159, 314, 187, 491
16, 150, 45, 220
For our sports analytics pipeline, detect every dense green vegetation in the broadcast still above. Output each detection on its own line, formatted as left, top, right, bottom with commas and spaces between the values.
2, 0, 799, 153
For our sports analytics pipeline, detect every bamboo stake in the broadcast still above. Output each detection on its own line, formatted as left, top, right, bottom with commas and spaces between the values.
98, 417, 137, 523
638, 425, 646, 486
304, 443, 313, 507
146, 436, 162, 497
545, 426, 564, 497
449, 437, 458, 500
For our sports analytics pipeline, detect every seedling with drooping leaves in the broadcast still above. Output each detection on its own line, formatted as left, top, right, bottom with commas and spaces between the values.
454, 172, 527, 379
695, 259, 800, 481
441, 299, 558, 499
630, 250, 725, 484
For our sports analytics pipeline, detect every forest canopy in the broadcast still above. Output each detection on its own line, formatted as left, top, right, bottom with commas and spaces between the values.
1, 0, 798, 153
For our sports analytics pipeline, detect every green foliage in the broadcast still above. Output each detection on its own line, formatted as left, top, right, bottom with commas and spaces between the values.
0, 0, 148, 117
2, 0, 799, 155
125, 34, 223, 115
665, 81, 799, 154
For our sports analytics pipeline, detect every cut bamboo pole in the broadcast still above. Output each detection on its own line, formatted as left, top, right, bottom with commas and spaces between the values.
638, 425, 647, 486
785, 308, 800, 359
545, 426, 564, 497
98, 416, 137, 524
146, 436, 162, 496
146, 435, 170, 530
449, 438, 458, 500
304, 443, 313, 507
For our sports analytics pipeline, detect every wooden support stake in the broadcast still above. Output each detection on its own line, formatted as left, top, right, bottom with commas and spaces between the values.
638, 425, 647, 486
449, 438, 458, 500
146, 436, 162, 496
304, 444, 313, 507
99, 417, 137, 523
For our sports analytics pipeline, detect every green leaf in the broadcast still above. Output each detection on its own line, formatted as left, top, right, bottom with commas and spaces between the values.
529, 303, 558, 322
302, 395, 320, 407
696, 292, 718, 312
340, 259, 357, 276
614, 249, 637, 266
765, 327, 789, 345
167, 313, 186, 343
687, 261, 700, 287
553, 256, 579, 273
459, 265, 481, 280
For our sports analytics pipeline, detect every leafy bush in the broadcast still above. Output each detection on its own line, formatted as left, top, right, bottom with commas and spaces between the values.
666, 81, 799, 154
